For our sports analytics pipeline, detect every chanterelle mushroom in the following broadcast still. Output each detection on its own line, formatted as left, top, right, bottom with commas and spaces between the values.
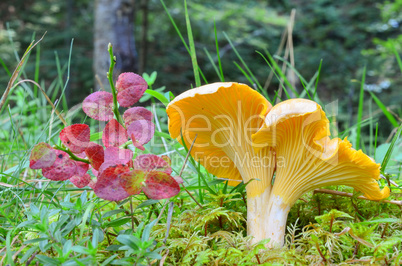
167, 82, 277, 242
167, 84, 390, 248
252, 98, 390, 246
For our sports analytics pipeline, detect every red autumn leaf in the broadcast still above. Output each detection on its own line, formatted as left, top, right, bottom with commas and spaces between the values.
123, 107, 153, 127
98, 160, 129, 175
76, 161, 90, 175
142, 171, 180, 200
70, 174, 91, 188
133, 154, 172, 174
29, 142, 56, 169
118, 170, 147, 195
60, 124, 90, 153
102, 119, 128, 147
127, 119, 155, 151
93, 164, 130, 201
94, 177, 130, 201
42, 150, 77, 181
82, 91, 114, 121
85, 143, 104, 170
99, 164, 130, 181
104, 146, 133, 167
115, 72, 147, 107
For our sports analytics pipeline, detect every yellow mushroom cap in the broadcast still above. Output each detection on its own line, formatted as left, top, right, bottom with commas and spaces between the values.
167, 82, 274, 196
252, 98, 390, 206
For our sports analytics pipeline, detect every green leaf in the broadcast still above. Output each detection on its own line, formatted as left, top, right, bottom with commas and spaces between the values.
103, 209, 126, 218
154, 130, 172, 140
23, 237, 50, 244
90, 131, 103, 141
144, 89, 169, 106
106, 217, 132, 228
136, 199, 160, 209
358, 218, 401, 225
117, 234, 140, 250
36, 255, 60, 264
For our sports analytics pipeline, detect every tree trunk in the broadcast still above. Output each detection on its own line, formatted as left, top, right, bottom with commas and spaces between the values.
139, 0, 148, 74
94, 0, 138, 91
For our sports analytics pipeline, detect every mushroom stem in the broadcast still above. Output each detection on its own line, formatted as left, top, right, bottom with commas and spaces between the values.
247, 188, 290, 247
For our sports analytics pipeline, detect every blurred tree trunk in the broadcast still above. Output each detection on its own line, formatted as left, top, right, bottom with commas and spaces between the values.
94, 0, 138, 91
139, 0, 148, 74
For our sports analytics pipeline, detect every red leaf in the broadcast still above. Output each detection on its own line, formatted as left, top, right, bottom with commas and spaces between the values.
93, 164, 131, 201
127, 119, 155, 150
82, 91, 114, 121
118, 170, 147, 195
94, 177, 130, 201
42, 150, 77, 181
85, 143, 105, 170
116, 72, 147, 107
70, 174, 91, 188
30, 142, 56, 169
104, 146, 133, 167
102, 119, 128, 147
76, 161, 90, 176
142, 171, 180, 200
133, 154, 172, 174
123, 107, 153, 127
98, 160, 129, 174
99, 162, 130, 177
60, 124, 90, 153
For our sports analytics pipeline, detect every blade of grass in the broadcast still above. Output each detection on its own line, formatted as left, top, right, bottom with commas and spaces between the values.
381, 124, 402, 174
264, 49, 299, 98
368, 91, 399, 128
184, 0, 200, 87
54, 51, 69, 112
160, 0, 207, 84
314, 59, 323, 99
233, 61, 253, 87
392, 41, 402, 73
214, 20, 224, 82
204, 48, 222, 81
374, 122, 379, 159
179, 131, 216, 195
274, 55, 318, 100
0, 32, 46, 113
356, 66, 366, 150
0, 57, 11, 77
369, 99, 373, 156
34, 43, 41, 97
223, 32, 267, 97
256, 51, 289, 100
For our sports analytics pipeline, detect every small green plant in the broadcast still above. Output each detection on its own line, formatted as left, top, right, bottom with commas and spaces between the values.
28, 44, 181, 202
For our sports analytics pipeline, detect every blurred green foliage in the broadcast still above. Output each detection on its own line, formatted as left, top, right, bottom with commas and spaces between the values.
0, 0, 400, 130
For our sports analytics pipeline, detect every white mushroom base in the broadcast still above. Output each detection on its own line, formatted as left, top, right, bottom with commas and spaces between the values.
247, 189, 291, 248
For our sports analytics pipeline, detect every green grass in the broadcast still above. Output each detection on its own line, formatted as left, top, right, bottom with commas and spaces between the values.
1, 4, 402, 265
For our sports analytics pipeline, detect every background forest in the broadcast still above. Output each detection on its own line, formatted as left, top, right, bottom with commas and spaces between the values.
1, 0, 402, 265
1, 0, 401, 121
